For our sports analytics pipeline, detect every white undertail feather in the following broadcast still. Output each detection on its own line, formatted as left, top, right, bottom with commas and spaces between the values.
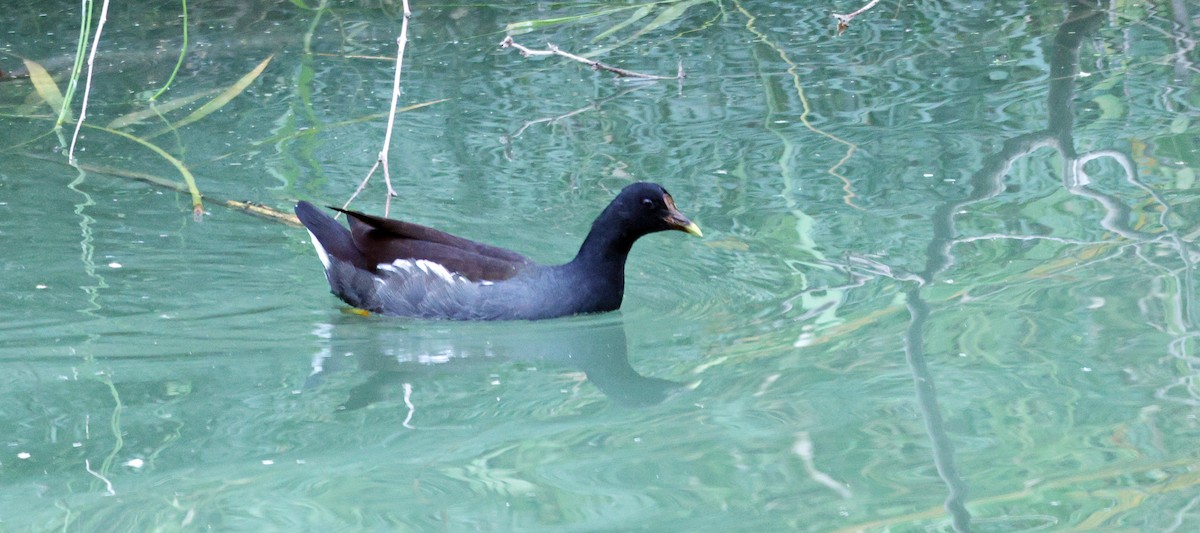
307, 230, 332, 271
379, 259, 473, 285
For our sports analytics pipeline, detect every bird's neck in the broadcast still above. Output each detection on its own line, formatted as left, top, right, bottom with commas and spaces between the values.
560, 223, 631, 313
571, 220, 635, 272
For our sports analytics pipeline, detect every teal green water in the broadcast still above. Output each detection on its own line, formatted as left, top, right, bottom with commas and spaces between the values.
2, 1, 1198, 530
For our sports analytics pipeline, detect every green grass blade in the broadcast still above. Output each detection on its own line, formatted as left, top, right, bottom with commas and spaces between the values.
232, 98, 448, 152
147, 55, 272, 138
586, 0, 710, 57
23, 59, 70, 120
105, 88, 220, 129
148, 0, 189, 102
629, 0, 706, 40
58, 0, 92, 128
505, 6, 640, 35
87, 124, 204, 216
594, 4, 655, 41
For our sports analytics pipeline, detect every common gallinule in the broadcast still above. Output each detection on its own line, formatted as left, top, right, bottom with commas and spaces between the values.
295, 182, 701, 320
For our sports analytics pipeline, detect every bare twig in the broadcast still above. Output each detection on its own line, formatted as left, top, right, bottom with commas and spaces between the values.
499, 36, 684, 80
832, 0, 883, 35
504, 104, 595, 142
68, 0, 111, 163
344, 0, 410, 216
500, 84, 650, 160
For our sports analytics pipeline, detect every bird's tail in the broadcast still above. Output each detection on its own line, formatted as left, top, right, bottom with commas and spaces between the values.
295, 201, 358, 271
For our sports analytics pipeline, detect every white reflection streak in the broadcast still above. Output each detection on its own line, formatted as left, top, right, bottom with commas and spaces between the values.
402, 383, 415, 429
310, 323, 333, 376
84, 459, 115, 496
1065, 149, 1156, 241
1155, 335, 1200, 407
792, 432, 852, 499
953, 234, 1123, 246
1164, 492, 1200, 533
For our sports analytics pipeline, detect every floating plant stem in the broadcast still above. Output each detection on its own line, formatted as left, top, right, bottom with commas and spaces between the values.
148, 0, 190, 102
58, 0, 93, 128
146, 55, 273, 139
89, 125, 205, 217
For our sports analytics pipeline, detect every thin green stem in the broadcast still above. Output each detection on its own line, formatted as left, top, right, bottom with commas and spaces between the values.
86, 124, 204, 216
94, 374, 124, 492
149, 0, 189, 102
58, 0, 94, 129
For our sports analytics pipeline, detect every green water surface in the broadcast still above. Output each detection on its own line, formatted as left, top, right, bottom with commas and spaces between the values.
2, 1, 1198, 531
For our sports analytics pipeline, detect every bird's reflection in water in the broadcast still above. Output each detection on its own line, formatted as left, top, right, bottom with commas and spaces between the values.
304, 314, 684, 410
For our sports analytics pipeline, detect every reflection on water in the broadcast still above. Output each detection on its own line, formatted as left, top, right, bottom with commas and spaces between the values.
893, 3, 1109, 531
1, 0, 1198, 530
305, 315, 684, 410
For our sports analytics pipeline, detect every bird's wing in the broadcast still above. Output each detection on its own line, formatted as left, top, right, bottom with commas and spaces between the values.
332, 207, 534, 282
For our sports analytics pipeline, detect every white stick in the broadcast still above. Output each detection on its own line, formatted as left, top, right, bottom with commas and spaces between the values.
833, 0, 883, 34
68, 0, 111, 163
347, 0, 411, 216
382, 1, 412, 210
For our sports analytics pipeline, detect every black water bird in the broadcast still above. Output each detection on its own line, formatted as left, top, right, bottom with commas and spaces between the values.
294, 182, 702, 320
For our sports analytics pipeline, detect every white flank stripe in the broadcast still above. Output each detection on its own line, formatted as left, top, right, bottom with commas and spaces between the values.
306, 230, 331, 270
415, 260, 457, 284
379, 259, 464, 285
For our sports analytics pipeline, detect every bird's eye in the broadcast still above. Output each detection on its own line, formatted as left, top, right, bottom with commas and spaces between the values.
641, 198, 656, 209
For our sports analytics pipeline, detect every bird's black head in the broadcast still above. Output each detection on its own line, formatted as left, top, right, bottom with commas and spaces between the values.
571, 181, 702, 272
604, 182, 703, 239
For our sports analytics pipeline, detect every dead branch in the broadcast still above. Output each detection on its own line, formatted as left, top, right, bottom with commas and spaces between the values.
344, 0, 411, 216
832, 0, 882, 35
499, 36, 683, 80
499, 84, 650, 160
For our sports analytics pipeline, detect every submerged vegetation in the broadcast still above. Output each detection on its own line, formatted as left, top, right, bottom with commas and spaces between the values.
1, 0, 1198, 530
